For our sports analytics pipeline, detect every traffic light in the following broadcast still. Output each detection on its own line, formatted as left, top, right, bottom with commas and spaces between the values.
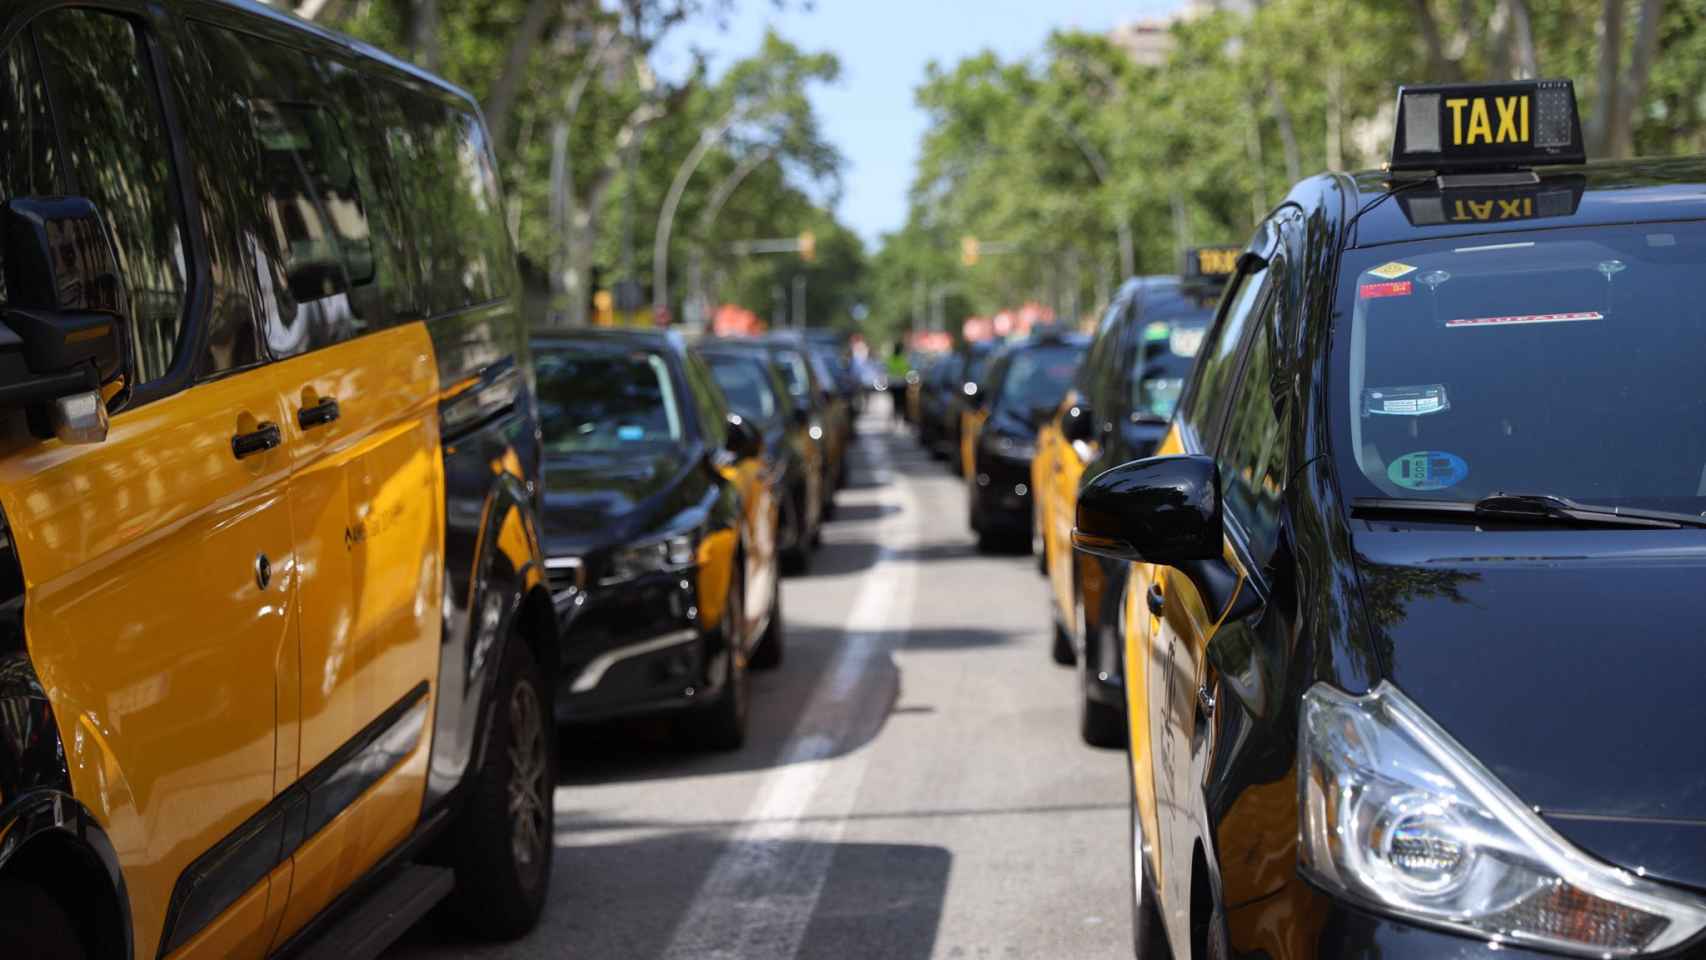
960, 235, 980, 266
798, 230, 817, 262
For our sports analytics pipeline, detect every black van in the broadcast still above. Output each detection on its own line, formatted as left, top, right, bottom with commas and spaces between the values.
0, 3, 555, 957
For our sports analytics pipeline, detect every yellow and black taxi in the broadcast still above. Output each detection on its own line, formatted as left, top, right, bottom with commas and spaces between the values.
0, 2, 560, 956
759, 333, 845, 522
1033, 257, 1230, 747
533, 329, 779, 751
961, 330, 1086, 552
950, 340, 1001, 476
1076, 80, 1706, 959
915, 350, 962, 458
696, 338, 825, 574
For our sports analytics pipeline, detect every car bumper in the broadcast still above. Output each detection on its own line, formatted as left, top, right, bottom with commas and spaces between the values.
552, 567, 724, 723
1229, 881, 1597, 959
971, 454, 1032, 530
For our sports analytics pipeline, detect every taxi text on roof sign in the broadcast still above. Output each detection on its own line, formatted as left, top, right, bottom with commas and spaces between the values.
1389, 79, 1585, 172
1183, 246, 1240, 284
1395, 176, 1585, 227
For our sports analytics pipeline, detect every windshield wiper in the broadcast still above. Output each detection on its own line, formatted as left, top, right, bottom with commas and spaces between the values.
1351, 492, 1706, 529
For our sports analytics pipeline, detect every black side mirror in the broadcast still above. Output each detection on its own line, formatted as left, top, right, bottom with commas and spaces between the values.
962, 381, 987, 409
725, 413, 764, 460
1073, 454, 1261, 623
0, 197, 129, 443
1061, 401, 1096, 442
792, 405, 812, 429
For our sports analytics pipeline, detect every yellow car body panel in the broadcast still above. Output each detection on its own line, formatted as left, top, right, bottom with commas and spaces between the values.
959, 407, 987, 483
1037, 390, 1093, 626
0, 322, 446, 957
0, 360, 303, 957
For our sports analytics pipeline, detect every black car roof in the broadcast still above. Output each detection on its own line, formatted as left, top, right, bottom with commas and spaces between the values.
1342, 156, 1706, 249
531, 327, 684, 354
192, 0, 480, 108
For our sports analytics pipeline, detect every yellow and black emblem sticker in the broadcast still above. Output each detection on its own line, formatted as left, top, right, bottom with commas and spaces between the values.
1367, 262, 1417, 280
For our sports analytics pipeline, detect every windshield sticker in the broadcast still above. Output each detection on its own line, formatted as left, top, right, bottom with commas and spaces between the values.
1363, 384, 1450, 417
616, 425, 645, 440
1445, 311, 1601, 329
1360, 280, 1413, 299
1169, 327, 1205, 357
1143, 321, 1170, 342
1388, 451, 1468, 491
1367, 261, 1417, 280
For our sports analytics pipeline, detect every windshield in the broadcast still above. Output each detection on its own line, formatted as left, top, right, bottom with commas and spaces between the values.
775, 349, 813, 400
1132, 308, 1212, 420
1333, 223, 1706, 514
535, 346, 683, 454
704, 353, 780, 426
995, 345, 1083, 417
965, 350, 993, 385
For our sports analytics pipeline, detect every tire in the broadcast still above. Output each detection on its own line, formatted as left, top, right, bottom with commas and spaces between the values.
751, 575, 784, 670
440, 636, 554, 939
1051, 619, 1075, 665
1129, 761, 1169, 959
0, 880, 86, 959
679, 573, 749, 751
781, 491, 811, 574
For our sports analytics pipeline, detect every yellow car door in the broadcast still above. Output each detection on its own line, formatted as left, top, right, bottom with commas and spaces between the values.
198, 30, 446, 946
1, 11, 297, 957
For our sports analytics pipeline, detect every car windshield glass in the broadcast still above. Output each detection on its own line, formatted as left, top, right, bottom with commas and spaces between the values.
535, 346, 683, 453
996, 345, 1083, 417
1132, 308, 1213, 420
705, 353, 779, 426
1333, 223, 1706, 514
775, 349, 812, 399
965, 351, 993, 384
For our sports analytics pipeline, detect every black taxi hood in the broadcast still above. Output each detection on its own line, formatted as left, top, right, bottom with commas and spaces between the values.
542, 447, 693, 550
1352, 528, 1706, 890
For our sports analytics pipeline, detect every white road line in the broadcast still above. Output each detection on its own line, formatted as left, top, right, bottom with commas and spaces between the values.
660, 423, 919, 960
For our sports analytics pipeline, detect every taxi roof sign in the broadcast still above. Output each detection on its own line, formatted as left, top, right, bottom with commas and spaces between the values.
1390, 80, 1584, 172
1183, 246, 1241, 286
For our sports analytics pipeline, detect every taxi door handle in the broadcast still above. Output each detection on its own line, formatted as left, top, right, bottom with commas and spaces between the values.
232, 422, 282, 460
1146, 583, 1166, 617
297, 396, 341, 429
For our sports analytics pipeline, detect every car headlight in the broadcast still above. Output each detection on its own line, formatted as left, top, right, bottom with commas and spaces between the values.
990, 434, 1036, 460
603, 533, 696, 585
1300, 682, 1706, 956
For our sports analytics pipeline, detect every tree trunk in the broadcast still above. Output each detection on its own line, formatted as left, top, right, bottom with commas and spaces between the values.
1326, 60, 1343, 169
484, 0, 559, 151
1411, 0, 1458, 81
410, 0, 439, 72
1614, 0, 1665, 158
1589, 0, 1625, 157
1269, 82, 1300, 182
1505, 0, 1538, 78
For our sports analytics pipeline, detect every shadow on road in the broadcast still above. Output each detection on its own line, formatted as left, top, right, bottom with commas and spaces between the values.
397, 831, 951, 960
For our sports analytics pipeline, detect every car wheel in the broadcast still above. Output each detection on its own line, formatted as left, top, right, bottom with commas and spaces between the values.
1129, 766, 1169, 959
680, 573, 749, 751
750, 574, 784, 670
0, 880, 86, 959
781, 492, 811, 574
1051, 618, 1075, 666
440, 635, 554, 939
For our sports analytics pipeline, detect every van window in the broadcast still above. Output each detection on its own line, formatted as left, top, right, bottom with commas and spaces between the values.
192, 25, 380, 357
381, 93, 507, 316
0, 39, 60, 307
35, 10, 189, 383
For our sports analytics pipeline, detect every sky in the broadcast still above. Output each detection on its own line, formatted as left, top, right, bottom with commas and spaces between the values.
656, 0, 1185, 249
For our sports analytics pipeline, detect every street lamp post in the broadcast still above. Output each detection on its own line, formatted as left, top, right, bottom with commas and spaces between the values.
653, 104, 747, 321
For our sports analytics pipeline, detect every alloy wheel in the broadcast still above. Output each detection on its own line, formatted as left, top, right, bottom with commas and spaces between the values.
506, 679, 549, 870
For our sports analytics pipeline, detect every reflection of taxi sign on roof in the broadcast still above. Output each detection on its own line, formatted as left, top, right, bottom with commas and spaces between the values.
1390, 79, 1584, 172
1396, 175, 1585, 227
1182, 246, 1240, 286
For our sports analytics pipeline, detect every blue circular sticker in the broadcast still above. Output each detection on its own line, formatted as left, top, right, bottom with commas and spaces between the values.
1388, 451, 1467, 491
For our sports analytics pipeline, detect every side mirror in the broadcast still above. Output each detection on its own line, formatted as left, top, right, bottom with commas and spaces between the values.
1061, 401, 1096, 442
725, 413, 764, 460
791, 405, 812, 429
1072, 454, 1259, 623
962, 381, 987, 409
0, 197, 129, 443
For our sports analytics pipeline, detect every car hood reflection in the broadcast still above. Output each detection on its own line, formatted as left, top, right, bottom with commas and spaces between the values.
1353, 529, 1706, 889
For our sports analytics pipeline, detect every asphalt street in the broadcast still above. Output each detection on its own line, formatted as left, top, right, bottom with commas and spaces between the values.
394, 396, 1132, 959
